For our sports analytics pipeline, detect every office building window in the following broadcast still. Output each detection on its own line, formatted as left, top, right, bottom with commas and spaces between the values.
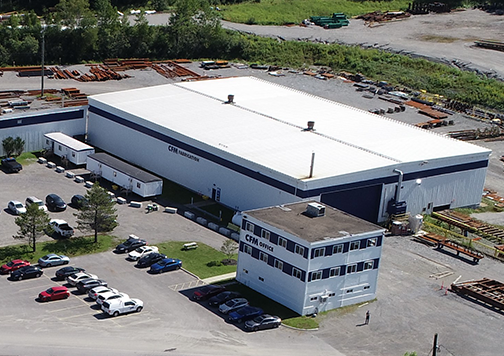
329, 267, 340, 277
245, 222, 254, 232
350, 241, 360, 251
347, 264, 357, 274
313, 247, 325, 258
278, 237, 287, 248
259, 252, 268, 263
311, 270, 322, 281
261, 229, 270, 241
259, 277, 264, 281
292, 268, 302, 279
367, 238, 377, 247
333, 244, 343, 254
136, 182, 141, 189
244, 245, 252, 255
295, 244, 305, 256
274, 259, 283, 270
364, 260, 374, 270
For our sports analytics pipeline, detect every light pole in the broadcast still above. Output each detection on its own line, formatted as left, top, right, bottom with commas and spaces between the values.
40, 25, 46, 98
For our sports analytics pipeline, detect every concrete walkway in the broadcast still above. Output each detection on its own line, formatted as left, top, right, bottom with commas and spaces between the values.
201, 272, 236, 284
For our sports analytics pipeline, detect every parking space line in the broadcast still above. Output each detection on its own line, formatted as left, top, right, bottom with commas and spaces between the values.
58, 312, 100, 321
168, 280, 206, 291
47, 304, 90, 313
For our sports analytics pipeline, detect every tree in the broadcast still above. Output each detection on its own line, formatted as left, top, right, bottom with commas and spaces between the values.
220, 239, 238, 263
13, 136, 25, 156
14, 203, 50, 252
74, 182, 118, 243
3, 136, 25, 156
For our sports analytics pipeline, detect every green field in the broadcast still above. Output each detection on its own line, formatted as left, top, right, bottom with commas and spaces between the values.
221, 0, 411, 25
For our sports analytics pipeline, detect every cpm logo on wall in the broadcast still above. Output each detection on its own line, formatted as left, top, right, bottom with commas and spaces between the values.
245, 234, 274, 252
168, 145, 200, 162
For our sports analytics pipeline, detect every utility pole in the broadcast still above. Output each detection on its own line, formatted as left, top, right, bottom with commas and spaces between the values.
40, 25, 46, 98
432, 333, 439, 356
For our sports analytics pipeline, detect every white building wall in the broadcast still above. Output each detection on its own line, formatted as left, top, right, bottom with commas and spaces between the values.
236, 215, 383, 315
0, 108, 87, 156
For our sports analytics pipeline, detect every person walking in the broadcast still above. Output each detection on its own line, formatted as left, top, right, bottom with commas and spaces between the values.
365, 310, 370, 325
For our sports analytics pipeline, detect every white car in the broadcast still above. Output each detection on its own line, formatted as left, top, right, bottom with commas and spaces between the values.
128, 245, 159, 261
67, 272, 98, 286
96, 291, 129, 306
88, 286, 118, 300
101, 298, 143, 317
25, 196, 47, 212
8, 200, 26, 215
219, 298, 249, 314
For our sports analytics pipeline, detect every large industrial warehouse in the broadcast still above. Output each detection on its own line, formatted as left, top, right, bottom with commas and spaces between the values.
87, 76, 490, 223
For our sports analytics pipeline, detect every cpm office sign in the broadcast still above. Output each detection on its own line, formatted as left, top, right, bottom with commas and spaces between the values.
245, 234, 274, 252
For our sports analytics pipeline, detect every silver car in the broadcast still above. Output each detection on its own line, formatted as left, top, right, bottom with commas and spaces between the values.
38, 253, 70, 268
88, 286, 119, 300
219, 298, 249, 314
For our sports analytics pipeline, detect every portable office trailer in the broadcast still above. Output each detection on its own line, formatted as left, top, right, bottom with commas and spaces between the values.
86, 153, 162, 198
43, 132, 95, 165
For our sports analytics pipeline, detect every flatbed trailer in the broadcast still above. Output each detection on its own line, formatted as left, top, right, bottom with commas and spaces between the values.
451, 278, 504, 310
415, 232, 484, 263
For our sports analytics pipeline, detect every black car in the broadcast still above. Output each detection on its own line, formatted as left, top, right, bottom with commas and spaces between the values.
76, 278, 107, 294
10, 266, 43, 281
45, 194, 67, 211
208, 291, 242, 307
136, 252, 167, 268
54, 266, 85, 281
71, 194, 88, 209
192, 284, 226, 301
115, 236, 147, 253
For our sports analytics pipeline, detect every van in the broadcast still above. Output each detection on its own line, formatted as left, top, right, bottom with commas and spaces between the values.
25, 196, 48, 212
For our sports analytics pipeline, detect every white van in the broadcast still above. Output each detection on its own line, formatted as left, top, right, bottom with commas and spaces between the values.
25, 196, 48, 212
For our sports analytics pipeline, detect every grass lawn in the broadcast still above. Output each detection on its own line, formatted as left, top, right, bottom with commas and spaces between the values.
10, 152, 38, 165
155, 241, 238, 279
221, 0, 411, 25
0, 235, 116, 265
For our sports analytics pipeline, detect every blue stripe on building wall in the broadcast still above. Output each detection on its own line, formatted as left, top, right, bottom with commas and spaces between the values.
0, 109, 85, 129
89, 105, 488, 198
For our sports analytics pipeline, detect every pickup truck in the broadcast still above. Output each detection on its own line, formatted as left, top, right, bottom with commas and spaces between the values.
1, 157, 22, 173
49, 219, 75, 237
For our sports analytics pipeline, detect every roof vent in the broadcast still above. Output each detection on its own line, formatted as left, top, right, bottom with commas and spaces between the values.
307, 121, 315, 130
226, 94, 234, 104
306, 202, 325, 217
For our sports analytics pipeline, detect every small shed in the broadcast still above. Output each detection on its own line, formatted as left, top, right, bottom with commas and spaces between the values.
44, 132, 95, 165
86, 153, 163, 198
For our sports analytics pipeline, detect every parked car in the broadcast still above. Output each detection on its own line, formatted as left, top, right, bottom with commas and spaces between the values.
244, 314, 282, 331
49, 219, 74, 237
219, 298, 249, 314
128, 245, 159, 261
88, 286, 118, 301
10, 266, 43, 281
208, 291, 242, 307
149, 258, 182, 274
71, 194, 88, 209
1, 157, 22, 173
193, 285, 226, 301
76, 278, 107, 294
7, 200, 26, 215
25, 196, 47, 212
67, 272, 98, 286
97, 292, 130, 306
45, 194, 67, 211
38, 253, 70, 267
54, 266, 85, 281
101, 298, 143, 317
228, 306, 263, 323
115, 235, 147, 253
38, 286, 70, 302
136, 252, 167, 268
0, 259, 30, 274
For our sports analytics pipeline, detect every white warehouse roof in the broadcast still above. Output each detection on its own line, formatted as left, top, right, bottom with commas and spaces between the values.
44, 132, 93, 152
89, 77, 490, 181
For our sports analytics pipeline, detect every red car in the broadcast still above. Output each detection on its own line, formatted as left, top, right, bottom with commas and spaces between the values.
38, 286, 70, 302
0, 259, 30, 274
192, 285, 226, 301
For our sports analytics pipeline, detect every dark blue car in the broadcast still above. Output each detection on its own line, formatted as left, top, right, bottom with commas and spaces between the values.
149, 258, 182, 274
228, 306, 263, 323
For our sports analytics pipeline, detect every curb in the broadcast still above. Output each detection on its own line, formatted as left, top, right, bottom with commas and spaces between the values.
280, 323, 319, 332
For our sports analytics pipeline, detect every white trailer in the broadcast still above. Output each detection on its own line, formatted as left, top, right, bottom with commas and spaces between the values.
44, 132, 95, 165
86, 153, 163, 198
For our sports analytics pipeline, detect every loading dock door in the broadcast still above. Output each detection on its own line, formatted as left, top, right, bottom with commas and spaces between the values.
321, 184, 383, 223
